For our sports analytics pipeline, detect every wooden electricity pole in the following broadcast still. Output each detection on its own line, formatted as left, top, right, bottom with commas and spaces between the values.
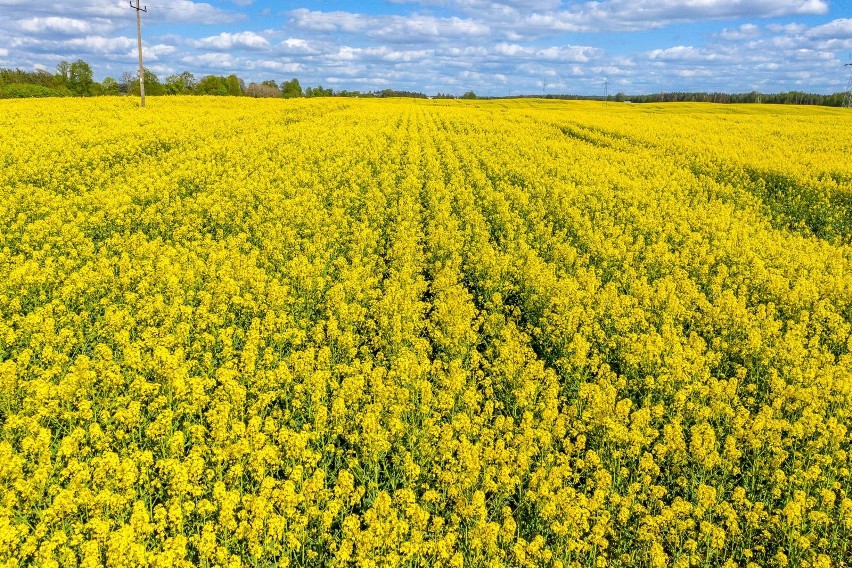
845, 62, 852, 109
130, 0, 147, 107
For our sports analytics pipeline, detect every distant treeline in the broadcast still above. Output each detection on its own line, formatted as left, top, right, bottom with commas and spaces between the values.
0, 60, 464, 100
522, 90, 850, 107
1, 60, 848, 105
0, 61, 426, 100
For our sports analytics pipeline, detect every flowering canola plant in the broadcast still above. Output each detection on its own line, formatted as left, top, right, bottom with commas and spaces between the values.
0, 96, 851, 567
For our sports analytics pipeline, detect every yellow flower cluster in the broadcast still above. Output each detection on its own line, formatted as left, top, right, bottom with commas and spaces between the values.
0, 96, 850, 566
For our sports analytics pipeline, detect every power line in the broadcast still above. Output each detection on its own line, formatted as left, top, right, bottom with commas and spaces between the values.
130, 0, 147, 108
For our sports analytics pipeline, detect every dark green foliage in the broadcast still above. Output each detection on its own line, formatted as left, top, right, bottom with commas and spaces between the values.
281, 78, 303, 98
194, 74, 243, 96
375, 89, 427, 98
101, 77, 120, 96
305, 85, 333, 97
164, 72, 196, 95
68, 60, 95, 96
0, 83, 71, 98
127, 68, 165, 96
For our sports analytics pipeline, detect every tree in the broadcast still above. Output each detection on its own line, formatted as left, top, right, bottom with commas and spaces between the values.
305, 84, 332, 97
164, 72, 195, 95
180, 71, 196, 92
281, 78, 303, 98
246, 82, 281, 98
56, 61, 71, 86
461, 90, 477, 99
164, 75, 183, 95
68, 59, 94, 96
261, 79, 278, 89
196, 75, 229, 96
226, 74, 243, 96
101, 77, 120, 95
119, 72, 134, 94
128, 68, 164, 96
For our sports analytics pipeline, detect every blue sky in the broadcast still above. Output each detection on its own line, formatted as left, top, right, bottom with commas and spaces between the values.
0, 0, 850, 95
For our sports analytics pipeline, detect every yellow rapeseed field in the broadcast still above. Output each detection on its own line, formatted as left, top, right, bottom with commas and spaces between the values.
0, 96, 851, 567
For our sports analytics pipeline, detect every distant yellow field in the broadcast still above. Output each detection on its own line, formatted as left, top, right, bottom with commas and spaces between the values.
1, 97, 851, 567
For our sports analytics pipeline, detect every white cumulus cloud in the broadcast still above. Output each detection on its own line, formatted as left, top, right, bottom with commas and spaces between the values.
193, 31, 270, 50
18, 17, 118, 36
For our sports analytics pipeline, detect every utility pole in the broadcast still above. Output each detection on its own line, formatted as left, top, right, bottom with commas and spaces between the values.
603, 75, 610, 104
844, 61, 852, 109
130, 0, 147, 107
